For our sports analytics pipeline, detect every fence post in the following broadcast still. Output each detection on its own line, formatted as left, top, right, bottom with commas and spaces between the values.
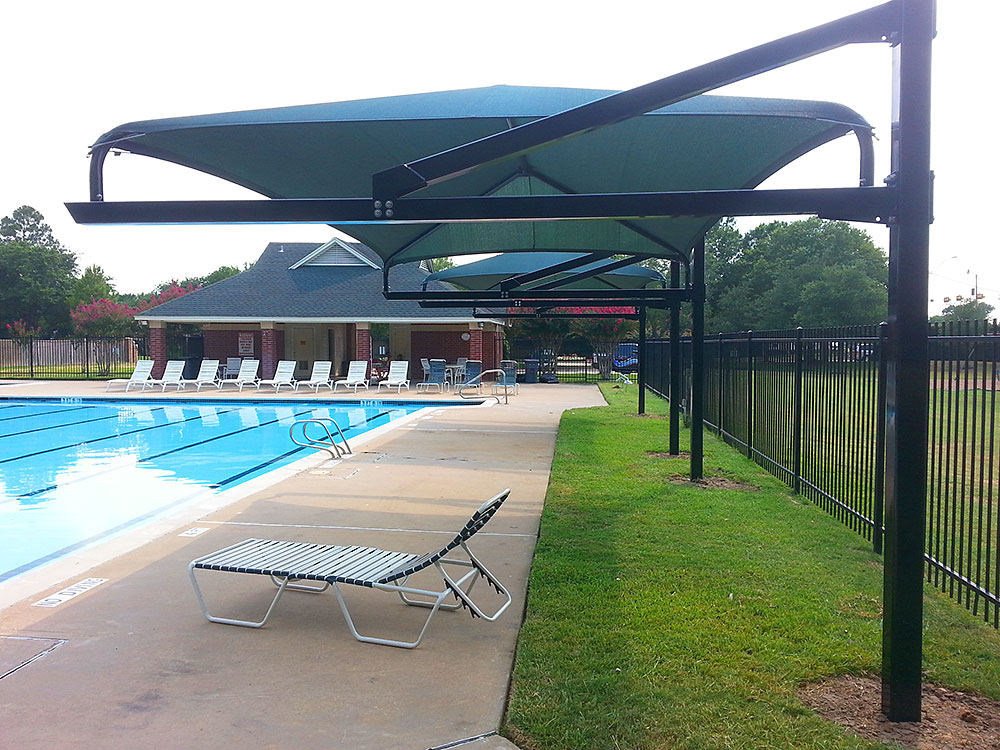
29, 336, 34, 379
718, 332, 725, 436
793, 327, 804, 494
690, 237, 705, 481
84, 336, 90, 378
669, 262, 681, 453
746, 330, 754, 458
638, 306, 646, 415
873, 321, 888, 554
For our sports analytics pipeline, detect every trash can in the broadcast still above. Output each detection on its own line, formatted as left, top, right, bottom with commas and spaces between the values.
524, 359, 539, 383
181, 356, 201, 379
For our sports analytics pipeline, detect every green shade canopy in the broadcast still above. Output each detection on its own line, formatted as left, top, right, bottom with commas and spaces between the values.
425, 253, 666, 291
93, 85, 871, 266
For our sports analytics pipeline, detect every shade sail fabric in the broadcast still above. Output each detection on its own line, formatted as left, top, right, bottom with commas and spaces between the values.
92, 85, 871, 266
424, 253, 666, 291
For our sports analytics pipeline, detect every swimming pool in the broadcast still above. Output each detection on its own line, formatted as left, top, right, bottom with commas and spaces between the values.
0, 397, 452, 582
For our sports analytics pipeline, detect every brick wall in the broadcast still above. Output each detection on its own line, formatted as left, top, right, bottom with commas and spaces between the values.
410, 329, 470, 376
149, 327, 167, 378
355, 327, 371, 377
204, 329, 284, 372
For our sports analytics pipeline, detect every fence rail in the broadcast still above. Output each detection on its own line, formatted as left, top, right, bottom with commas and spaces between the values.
646, 319, 1000, 627
0, 336, 149, 379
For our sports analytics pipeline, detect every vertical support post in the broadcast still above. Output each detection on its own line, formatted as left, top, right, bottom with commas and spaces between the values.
792, 327, 804, 494
84, 336, 90, 378
690, 238, 706, 481
638, 306, 647, 414
718, 332, 725, 436
747, 329, 754, 458
873, 322, 888, 555
669, 262, 681, 455
882, 0, 934, 723
29, 337, 35, 379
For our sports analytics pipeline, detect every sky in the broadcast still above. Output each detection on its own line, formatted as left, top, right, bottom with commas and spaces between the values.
2, 1, 996, 314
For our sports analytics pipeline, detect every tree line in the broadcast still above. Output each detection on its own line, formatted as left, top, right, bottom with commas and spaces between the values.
1, 206, 247, 338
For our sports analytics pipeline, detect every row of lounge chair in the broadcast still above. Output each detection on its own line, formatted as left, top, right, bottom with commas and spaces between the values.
106, 357, 520, 396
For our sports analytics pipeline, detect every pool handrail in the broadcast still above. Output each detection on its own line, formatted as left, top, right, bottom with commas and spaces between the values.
457, 369, 507, 404
289, 417, 352, 458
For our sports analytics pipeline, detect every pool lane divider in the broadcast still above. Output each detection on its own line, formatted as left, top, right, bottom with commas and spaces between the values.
0, 410, 137, 440
0, 405, 94, 424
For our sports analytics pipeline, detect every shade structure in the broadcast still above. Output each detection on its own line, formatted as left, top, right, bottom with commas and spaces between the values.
423, 253, 666, 292
91, 85, 871, 267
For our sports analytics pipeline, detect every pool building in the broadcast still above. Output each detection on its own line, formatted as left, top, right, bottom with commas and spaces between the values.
136, 238, 506, 380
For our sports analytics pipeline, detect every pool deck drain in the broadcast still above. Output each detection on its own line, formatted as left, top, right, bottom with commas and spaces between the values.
0, 381, 604, 749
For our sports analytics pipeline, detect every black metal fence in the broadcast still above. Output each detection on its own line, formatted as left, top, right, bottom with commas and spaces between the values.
646, 319, 1000, 627
0, 336, 149, 379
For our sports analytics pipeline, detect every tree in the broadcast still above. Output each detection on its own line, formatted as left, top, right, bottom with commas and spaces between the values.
71, 298, 140, 338
569, 307, 637, 379
931, 299, 995, 323
69, 265, 116, 309
431, 257, 456, 273
506, 314, 573, 370
0, 206, 63, 249
706, 218, 887, 332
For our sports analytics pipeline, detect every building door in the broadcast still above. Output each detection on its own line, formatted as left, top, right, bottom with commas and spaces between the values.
290, 327, 316, 377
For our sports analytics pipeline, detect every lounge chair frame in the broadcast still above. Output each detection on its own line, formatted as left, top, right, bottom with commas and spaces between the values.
188, 490, 512, 648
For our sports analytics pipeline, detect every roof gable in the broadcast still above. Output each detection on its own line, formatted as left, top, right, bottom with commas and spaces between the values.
289, 238, 379, 269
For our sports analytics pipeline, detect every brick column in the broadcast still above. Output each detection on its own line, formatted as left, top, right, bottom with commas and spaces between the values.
469, 327, 484, 361
355, 324, 372, 379
260, 323, 279, 380
148, 324, 167, 378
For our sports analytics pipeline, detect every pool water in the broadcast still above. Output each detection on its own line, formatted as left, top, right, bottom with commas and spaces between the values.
0, 398, 436, 582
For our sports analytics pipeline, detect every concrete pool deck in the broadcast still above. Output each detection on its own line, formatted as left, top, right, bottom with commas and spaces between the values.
0, 381, 606, 749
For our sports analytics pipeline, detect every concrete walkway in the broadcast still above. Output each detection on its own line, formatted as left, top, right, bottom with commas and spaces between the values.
0, 382, 605, 749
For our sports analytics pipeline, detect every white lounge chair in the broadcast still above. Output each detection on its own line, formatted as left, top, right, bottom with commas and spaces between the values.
333, 360, 369, 392
219, 359, 259, 391
143, 360, 185, 391
299, 361, 333, 392
258, 360, 297, 392
180, 359, 222, 391
420, 357, 431, 382
105, 359, 154, 392
376, 360, 410, 393
188, 489, 513, 648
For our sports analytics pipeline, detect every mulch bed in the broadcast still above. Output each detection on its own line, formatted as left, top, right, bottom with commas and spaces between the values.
669, 474, 760, 491
799, 675, 1000, 749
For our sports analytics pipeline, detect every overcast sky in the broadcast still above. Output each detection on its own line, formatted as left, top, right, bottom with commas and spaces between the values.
2, 1, 996, 313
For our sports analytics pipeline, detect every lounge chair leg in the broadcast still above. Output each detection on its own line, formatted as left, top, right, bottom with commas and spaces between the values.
395, 574, 472, 612
332, 583, 447, 649
269, 574, 330, 593
189, 564, 289, 628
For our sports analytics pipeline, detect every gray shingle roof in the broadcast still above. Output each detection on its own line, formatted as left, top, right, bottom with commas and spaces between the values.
136, 241, 481, 322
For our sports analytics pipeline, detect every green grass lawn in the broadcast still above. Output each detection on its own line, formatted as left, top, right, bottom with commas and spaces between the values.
503, 383, 1000, 749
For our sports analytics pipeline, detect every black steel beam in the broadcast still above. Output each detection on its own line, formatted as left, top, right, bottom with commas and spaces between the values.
881, 0, 934, 723
393, 288, 690, 302
66, 187, 896, 229
530, 255, 656, 291
498, 252, 613, 291
690, 238, 706, 480
669, 261, 681, 455
468, 311, 640, 319
372, 2, 898, 199
638, 306, 647, 415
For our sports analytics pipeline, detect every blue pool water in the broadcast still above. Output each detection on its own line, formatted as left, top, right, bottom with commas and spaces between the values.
0, 397, 441, 582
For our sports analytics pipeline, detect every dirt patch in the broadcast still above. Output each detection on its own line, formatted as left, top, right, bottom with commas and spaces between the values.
630, 412, 664, 419
669, 474, 759, 491
799, 675, 1000, 749
646, 451, 691, 459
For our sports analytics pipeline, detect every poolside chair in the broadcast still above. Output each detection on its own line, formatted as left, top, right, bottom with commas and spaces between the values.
218, 359, 260, 391
143, 359, 185, 391
459, 359, 483, 391
258, 360, 298, 392
492, 360, 519, 397
376, 360, 410, 393
223, 357, 243, 379
416, 358, 447, 393
333, 360, 370, 392
180, 359, 222, 391
420, 357, 431, 382
105, 359, 154, 392
300, 360, 333, 392
188, 489, 513, 648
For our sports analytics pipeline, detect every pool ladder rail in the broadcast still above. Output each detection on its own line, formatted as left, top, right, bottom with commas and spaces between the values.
456, 369, 510, 405
290, 417, 352, 459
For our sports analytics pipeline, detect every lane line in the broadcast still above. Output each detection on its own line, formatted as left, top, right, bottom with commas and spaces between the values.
0, 405, 94, 424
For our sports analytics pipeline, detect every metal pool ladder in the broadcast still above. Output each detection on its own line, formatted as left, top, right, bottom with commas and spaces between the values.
457, 369, 508, 404
290, 417, 352, 458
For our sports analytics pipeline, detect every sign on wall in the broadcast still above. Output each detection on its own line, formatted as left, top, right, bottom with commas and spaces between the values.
238, 332, 254, 356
